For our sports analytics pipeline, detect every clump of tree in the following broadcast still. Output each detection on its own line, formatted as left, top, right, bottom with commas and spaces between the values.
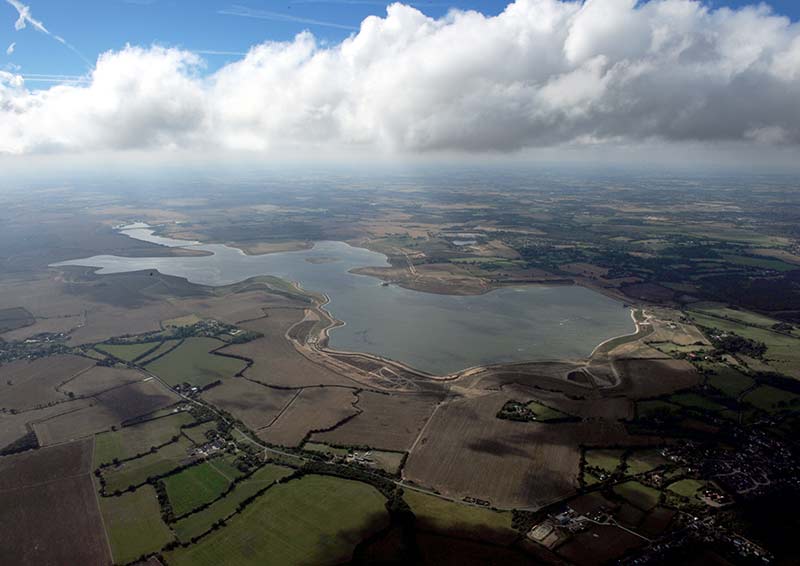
709, 331, 767, 358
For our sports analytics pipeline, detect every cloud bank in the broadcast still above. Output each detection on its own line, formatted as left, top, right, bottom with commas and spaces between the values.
2, 0, 800, 156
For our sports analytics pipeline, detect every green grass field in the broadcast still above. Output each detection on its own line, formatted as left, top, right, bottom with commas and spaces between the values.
667, 479, 706, 499
94, 412, 194, 467
743, 386, 800, 412
164, 475, 389, 566
613, 481, 661, 510
526, 400, 569, 421
686, 311, 800, 378
99, 484, 174, 564
302, 442, 348, 457
102, 437, 194, 493
705, 364, 755, 398
669, 392, 727, 413
164, 458, 244, 517
625, 450, 668, 475
404, 489, 515, 542
136, 339, 180, 364
145, 337, 246, 387
721, 255, 798, 273
692, 305, 783, 328
637, 400, 682, 419
585, 449, 624, 474
369, 451, 405, 475
96, 341, 160, 362
173, 464, 294, 542
182, 421, 218, 445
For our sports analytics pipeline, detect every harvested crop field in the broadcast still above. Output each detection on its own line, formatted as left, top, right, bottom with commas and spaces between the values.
257, 386, 359, 447
60, 365, 144, 397
0, 306, 34, 332
164, 475, 389, 566
201, 378, 296, 431
0, 399, 93, 450
312, 391, 442, 451
615, 358, 700, 398
99, 484, 174, 564
0, 355, 94, 411
404, 489, 516, 545
0, 439, 111, 566
146, 337, 246, 387
228, 309, 357, 388
404, 393, 645, 509
33, 379, 179, 445
556, 524, 645, 565
94, 411, 195, 466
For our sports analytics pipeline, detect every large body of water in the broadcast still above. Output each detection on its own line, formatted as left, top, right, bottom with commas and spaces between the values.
54, 226, 634, 375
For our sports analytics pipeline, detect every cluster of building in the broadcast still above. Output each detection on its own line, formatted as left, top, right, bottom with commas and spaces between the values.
0, 332, 70, 363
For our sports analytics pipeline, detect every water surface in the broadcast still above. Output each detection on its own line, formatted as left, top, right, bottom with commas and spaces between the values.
54, 227, 634, 375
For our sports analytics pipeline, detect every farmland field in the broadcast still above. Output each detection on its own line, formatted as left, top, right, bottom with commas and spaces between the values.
0, 440, 111, 566
668, 478, 706, 498
404, 393, 640, 508
164, 457, 243, 516
257, 386, 358, 447
201, 378, 296, 431
136, 339, 180, 364
369, 450, 405, 474
228, 310, 358, 388
0, 306, 34, 332
743, 386, 800, 412
705, 364, 755, 398
614, 481, 661, 510
626, 449, 668, 475
33, 379, 180, 446
172, 464, 294, 542
163, 475, 389, 566
102, 437, 194, 493
96, 341, 161, 362
94, 411, 194, 466
0, 355, 94, 411
60, 365, 144, 397
404, 489, 516, 544
99, 484, 173, 564
585, 449, 624, 474
311, 391, 441, 451
146, 337, 246, 387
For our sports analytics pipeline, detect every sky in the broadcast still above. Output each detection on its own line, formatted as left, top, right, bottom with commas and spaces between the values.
2, 0, 800, 168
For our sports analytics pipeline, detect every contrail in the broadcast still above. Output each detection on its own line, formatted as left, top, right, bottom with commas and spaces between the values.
219, 5, 358, 31
6, 0, 92, 66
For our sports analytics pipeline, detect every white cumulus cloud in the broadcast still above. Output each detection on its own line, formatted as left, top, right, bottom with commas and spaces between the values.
2, 0, 800, 156
5, 41, 14, 55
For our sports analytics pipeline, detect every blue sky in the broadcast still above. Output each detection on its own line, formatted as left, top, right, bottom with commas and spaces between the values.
2, 0, 799, 79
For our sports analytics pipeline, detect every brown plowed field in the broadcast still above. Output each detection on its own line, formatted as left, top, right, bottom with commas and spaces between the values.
0, 439, 111, 566
257, 386, 359, 447
312, 391, 442, 451
202, 377, 297, 430
615, 358, 700, 398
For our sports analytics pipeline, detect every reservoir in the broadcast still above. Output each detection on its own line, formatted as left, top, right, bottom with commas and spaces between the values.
54, 226, 634, 375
